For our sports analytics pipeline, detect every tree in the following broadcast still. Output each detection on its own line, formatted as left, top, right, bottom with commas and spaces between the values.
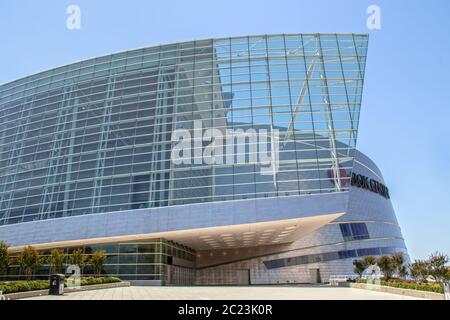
362, 256, 377, 267
69, 248, 87, 271
353, 259, 366, 278
90, 250, 106, 276
353, 256, 379, 278
377, 255, 395, 280
428, 252, 448, 283
392, 252, 406, 279
18, 246, 42, 280
352, 256, 379, 278
410, 260, 429, 283
392, 252, 404, 268
49, 249, 66, 274
398, 265, 409, 279
0, 241, 10, 276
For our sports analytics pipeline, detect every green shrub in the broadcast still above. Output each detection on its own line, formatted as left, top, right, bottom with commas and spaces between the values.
351, 278, 444, 294
0, 277, 121, 294
0, 280, 49, 294
77, 276, 119, 286
380, 280, 443, 294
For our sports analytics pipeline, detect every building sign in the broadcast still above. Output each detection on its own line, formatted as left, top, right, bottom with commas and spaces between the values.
350, 173, 390, 199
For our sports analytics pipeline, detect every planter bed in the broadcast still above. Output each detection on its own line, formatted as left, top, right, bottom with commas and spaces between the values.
349, 282, 445, 300
0, 277, 129, 300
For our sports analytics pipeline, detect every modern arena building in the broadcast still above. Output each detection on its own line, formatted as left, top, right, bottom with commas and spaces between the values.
0, 33, 409, 285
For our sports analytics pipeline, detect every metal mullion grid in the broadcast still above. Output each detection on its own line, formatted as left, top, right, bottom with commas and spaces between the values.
0, 65, 195, 114
60, 92, 79, 216
216, 38, 235, 200
170, 177, 302, 194
3, 120, 336, 199
2, 117, 65, 164
261, 35, 280, 196
91, 74, 116, 213
0, 96, 34, 225
155, 68, 175, 207
240, 35, 258, 200
0, 92, 102, 148
148, 68, 164, 206
167, 47, 183, 206
188, 43, 200, 197
335, 34, 357, 161
315, 35, 342, 192
2, 81, 352, 137
0, 35, 358, 98
4, 154, 323, 209
227, 38, 239, 201
281, 34, 301, 195
38, 85, 75, 220
1, 65, 142, 117
350, 34, 368, 143
0, 110, 24, 200
207, 43, 218, 200
149, 46, 173, 207
0, 34, 370, 225
298, 34, 323, 195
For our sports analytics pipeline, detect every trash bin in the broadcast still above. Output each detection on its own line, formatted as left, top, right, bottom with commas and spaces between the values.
49, 274, 65, 295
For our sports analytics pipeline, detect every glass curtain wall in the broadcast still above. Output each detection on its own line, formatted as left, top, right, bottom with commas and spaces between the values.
0, 34, 368, 226
3, 239, 195, 283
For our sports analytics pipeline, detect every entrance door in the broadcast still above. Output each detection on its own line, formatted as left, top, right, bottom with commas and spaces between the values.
309, 268, 321, 284
236, 269, 251, 285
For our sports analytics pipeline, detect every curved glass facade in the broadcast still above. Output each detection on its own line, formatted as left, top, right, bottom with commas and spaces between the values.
0, 33, 368, 226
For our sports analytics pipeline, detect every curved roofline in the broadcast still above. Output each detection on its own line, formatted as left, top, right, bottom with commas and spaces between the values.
0, 32, 368, 89
354, 150, 384, 181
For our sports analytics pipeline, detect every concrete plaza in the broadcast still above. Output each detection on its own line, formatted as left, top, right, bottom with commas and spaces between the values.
23, 285, 424, 300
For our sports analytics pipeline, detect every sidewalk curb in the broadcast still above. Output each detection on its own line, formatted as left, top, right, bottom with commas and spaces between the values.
2, 281, 130, 300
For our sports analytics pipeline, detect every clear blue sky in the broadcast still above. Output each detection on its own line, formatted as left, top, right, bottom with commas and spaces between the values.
1, 0, 449, 260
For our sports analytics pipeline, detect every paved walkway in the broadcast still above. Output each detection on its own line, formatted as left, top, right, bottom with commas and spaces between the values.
23, 285, 424, 300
